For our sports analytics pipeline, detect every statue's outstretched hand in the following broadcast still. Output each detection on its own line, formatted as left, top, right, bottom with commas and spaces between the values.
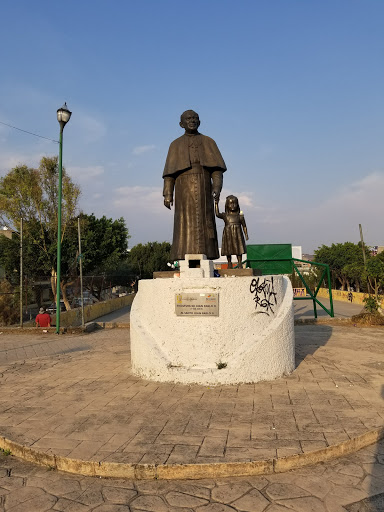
164, 197, 173, 210
212, 190, 220, 202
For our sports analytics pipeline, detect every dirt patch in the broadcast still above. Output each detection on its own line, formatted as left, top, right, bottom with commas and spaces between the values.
351, 311, 384, 326
0, 326, 87, 335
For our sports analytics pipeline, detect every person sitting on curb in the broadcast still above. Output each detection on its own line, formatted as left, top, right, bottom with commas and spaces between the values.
35, 307, 51, 328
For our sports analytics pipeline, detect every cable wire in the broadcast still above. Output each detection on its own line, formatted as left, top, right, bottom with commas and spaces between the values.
0, 120, 59, 143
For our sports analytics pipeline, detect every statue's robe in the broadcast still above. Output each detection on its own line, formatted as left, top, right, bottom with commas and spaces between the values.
163, 133, 226, 260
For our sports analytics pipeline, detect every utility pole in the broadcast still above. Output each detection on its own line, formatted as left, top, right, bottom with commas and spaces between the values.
359, 224, 367, 266
78, 217, 85, 328
19, 218, 23, 327
359, 223, 369, 293
56, 103, 72, 334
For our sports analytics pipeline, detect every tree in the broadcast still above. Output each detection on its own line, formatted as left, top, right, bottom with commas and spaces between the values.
0, 157, 80, 309
314, 242, 368, 291
342, 262, 365, 293
0, 280, 19, 326
0, 234, 19, 282
80, 214, 129, 274
0, 212, 131, 305
365, 256, 384, 300
0, 227, 50, 284
128, 242, 171, 279
79, 214, 130, 300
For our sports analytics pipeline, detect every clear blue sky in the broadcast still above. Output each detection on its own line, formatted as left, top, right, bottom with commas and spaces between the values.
0, 0, 383, 253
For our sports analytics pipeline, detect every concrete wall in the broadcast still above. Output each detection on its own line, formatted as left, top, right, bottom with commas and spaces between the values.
56, 294, 135, 327
317, 288, 384, 308
131, 275, 295, 385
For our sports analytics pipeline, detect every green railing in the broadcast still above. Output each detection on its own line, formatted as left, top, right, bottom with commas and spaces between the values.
291, 258, 334, 318
244, 257, 334, 318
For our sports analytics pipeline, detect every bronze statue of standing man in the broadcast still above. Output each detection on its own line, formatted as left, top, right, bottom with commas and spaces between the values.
163, 110, 227, 260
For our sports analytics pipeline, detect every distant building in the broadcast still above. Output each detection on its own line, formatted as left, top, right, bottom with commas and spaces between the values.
371, 245, 384, 256
292, 246, 302, 260
0, 226, 14, 239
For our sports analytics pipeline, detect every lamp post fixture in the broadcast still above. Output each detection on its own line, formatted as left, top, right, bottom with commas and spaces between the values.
56, 102, 72, 334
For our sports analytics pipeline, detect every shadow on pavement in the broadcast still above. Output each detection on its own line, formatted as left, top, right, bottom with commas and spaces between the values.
295, 324, 333, 363
93, 305, 132, 323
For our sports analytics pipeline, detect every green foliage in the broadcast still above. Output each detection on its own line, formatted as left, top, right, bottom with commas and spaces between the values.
80, 214, 129, 275
0, 157, 80, 241
365, 256, 384, 299
0, 280, 19, 326
0, 159, 132, 309
0, 157, 81, 281
0, 235, 18, 280
290, 266, 323, 293
0, 227, 50, 280
76, 214, 130, 300
314, 242, 368, 291
128, 242, 171, 278
100, 259, 136, 288
363, 295, 380, 313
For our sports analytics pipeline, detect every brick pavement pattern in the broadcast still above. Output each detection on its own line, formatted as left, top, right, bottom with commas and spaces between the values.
0, 326, 383, 468
1, 440, 384, 511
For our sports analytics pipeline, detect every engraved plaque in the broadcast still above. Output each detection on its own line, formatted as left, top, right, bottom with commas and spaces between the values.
175, 293, 219, 316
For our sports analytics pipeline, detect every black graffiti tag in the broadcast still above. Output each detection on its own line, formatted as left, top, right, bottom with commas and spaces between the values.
249, 277, 278, 315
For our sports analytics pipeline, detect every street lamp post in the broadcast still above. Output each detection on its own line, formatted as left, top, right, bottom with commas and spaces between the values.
56, 103, 72, 334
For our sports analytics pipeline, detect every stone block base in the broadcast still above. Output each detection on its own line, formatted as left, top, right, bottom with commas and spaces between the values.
130, 273, 295, 385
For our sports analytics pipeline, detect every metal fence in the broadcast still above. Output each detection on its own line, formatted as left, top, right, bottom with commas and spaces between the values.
0, 273, 138, 326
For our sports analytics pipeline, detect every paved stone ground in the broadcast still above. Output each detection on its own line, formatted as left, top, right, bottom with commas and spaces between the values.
1, 439, 384, 511
293, 298, 363, 319
0, 326, 383, 467
0, 333, 92, 366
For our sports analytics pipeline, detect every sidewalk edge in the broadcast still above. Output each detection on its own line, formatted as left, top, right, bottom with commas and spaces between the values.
1, 427, 383, 480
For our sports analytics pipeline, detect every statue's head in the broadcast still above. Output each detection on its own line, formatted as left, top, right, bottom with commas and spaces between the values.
180, 110, 200, 134
225, 195, 240, 214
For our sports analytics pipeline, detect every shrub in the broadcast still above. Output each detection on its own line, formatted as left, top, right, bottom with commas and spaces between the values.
363, 295, 380, 313
0, 280, 19, 326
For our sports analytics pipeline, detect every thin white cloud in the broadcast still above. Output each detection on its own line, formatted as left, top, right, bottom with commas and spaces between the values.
83, 170, 384, 252
244, 170, 384, 251
114, 185, 164, 213
219, 189, 258, 209
298, 171, 383, 224
0, 151, 47, 176
68, 165, 104, 181
73, 113, 106, 144
110, 185, 172, 246
132, 144, 156, 155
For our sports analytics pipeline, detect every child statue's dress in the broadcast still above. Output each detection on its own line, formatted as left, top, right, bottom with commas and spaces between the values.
220, 211, 247, 256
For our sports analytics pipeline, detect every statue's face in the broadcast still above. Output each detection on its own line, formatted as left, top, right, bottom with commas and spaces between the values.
180, 111, 200, 134
227, 197, 238, 212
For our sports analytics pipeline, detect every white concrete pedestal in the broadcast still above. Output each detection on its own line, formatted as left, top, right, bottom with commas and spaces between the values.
130, 256, 295, 385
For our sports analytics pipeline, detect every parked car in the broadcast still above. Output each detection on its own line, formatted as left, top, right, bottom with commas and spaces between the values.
71, 296, 96, 308
46, 301, 66, 314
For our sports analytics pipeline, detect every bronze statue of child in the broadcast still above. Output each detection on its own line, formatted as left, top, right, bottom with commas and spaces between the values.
215, 195, 249, 269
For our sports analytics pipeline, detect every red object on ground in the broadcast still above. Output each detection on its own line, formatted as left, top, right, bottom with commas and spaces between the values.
35, 313, 51, 327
